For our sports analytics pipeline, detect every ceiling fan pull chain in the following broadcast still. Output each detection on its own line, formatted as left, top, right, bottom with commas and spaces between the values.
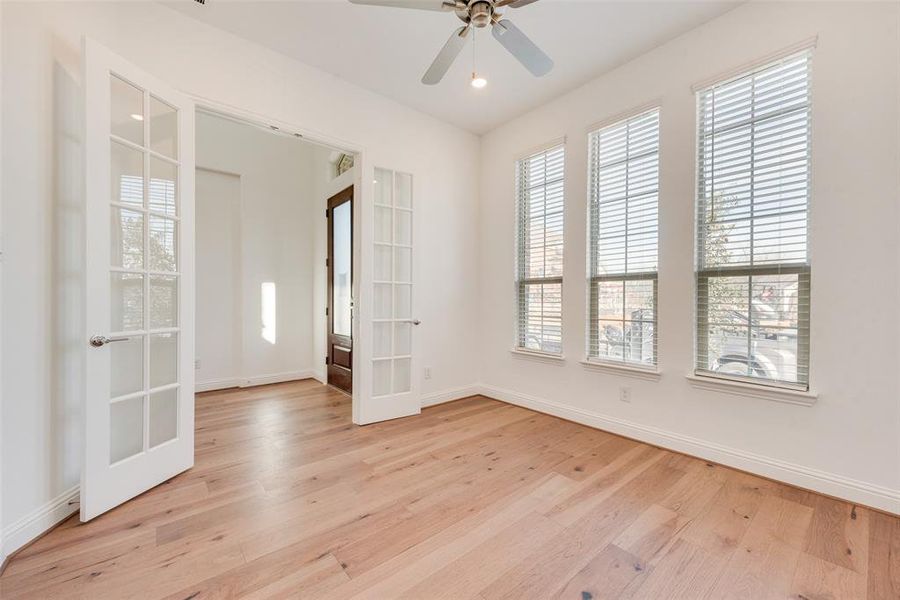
472, 27, 476, 72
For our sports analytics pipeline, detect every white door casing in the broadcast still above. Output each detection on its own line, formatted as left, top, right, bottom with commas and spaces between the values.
82, 38, 195, 521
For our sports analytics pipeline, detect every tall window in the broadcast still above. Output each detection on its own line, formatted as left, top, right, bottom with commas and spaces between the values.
695, 50, 811, 388
588, 108, 659, 366
516, 143, 565, 354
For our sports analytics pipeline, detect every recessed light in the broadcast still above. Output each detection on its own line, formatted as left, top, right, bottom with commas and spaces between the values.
130, 113, 144, 121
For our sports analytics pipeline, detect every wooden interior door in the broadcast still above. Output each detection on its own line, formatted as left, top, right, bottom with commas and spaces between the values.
327, 186, 353, 393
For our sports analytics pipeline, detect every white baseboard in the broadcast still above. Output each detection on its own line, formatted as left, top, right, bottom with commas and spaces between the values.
196, 370, 316, 392
195, 377, 241, 392
421, 384, 481, 408
2, 485, 79, 559
479, 384, 900, 515
241, 370, 317, 388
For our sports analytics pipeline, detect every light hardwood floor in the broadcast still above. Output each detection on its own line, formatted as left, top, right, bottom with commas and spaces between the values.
2, 380, 898, 599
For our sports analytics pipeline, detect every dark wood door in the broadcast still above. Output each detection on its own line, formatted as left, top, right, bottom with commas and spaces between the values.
327, 186, 353, 394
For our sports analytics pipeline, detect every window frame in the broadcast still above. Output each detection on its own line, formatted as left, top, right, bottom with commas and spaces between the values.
586, 106, 660, 369
514, 141, 566, 357
693, 49, 812, 391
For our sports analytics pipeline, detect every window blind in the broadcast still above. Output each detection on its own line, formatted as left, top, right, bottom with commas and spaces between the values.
695, 50, 811, 388
588, 108, 659, 366
516, 144, 565, 354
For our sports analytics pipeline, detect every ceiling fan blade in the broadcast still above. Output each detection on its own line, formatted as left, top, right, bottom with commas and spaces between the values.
491, 19, 553, 76
348, 0, 459, 11
422, 26, 470, 85
494, 0, 540, 8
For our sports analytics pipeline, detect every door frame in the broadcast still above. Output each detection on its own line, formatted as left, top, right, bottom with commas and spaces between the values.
326, 186, 354, 393
187, 99, 370, 422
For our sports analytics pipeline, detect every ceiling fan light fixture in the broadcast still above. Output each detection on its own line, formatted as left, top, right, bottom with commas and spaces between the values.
352, 0, 551, 85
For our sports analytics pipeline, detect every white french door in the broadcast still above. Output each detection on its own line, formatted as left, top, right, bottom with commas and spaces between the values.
82, 39, 195, 520
357, 167, 420, 424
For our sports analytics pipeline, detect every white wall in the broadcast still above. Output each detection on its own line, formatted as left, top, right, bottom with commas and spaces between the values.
195, 112, 332, 390
0, 0, 480, 556
0, 0, 4, 567
195, 167, 241, 388
478, 1, 900, 512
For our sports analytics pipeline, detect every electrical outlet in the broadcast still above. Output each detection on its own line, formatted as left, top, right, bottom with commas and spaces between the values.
619, 386, 631, 403
194, 359, 201, 370
424, 366, 432, 380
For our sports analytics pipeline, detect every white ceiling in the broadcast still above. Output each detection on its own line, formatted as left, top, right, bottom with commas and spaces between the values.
165, 0, 739, 134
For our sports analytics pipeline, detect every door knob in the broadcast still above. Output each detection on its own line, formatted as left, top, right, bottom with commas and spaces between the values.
90, 335, 130, 347
412, 319, 421, 326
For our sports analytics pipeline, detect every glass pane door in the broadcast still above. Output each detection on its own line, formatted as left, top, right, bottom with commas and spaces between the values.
332, 201, 353, 337
372, 168, 413, 398
109, 74, 181, 463
83, 38, 194, 521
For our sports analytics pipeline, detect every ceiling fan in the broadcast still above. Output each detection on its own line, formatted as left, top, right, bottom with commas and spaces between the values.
348, 0, 553, 85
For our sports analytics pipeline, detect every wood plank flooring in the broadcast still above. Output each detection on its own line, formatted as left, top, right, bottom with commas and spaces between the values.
2, 380, 898, 599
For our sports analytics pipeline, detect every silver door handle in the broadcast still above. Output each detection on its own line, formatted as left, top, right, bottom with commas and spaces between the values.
89, 335, 130, 347
411, 319, 421, 326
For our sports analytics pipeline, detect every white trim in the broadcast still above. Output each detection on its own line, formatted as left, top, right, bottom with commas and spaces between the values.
421, 385, 481, 408
195, 377, 241, 393
686, 374, 817, 407
195, 370, 316, 392
585, 100, 662, 134
478, 384, 900, 515
2, 486, 80, 558
691, 36, 818, 92
243, 371, 316, 387
191, 99, 362, 156
514, 136, 566, 161
580, 359, 661, 381
510, 348, 566, 365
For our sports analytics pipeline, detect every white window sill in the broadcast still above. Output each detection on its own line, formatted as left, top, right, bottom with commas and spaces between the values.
510, 348, 565, 365
685, 374, 818, 407
580, 359, 661, 381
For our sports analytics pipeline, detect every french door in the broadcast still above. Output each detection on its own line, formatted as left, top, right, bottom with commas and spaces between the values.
82, 39, 195, 520
358, 167, 421, 424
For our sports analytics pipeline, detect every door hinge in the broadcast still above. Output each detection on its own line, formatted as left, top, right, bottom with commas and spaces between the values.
325, 356, 329, 365
325, 306, 329, 316
325, 258, 329, 267
325, 208, 329, 218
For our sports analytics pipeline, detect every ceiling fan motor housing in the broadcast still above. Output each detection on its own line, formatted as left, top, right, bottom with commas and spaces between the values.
459, 1, 493, 28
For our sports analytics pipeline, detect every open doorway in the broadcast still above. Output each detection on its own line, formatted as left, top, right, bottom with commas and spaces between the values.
76, 38, 417, 524
193, 108, 356, 398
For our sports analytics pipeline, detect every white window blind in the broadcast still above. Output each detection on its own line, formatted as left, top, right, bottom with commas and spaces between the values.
695, 50, 811, 388
588, 108, 659, 366
516, 144, 565, 354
